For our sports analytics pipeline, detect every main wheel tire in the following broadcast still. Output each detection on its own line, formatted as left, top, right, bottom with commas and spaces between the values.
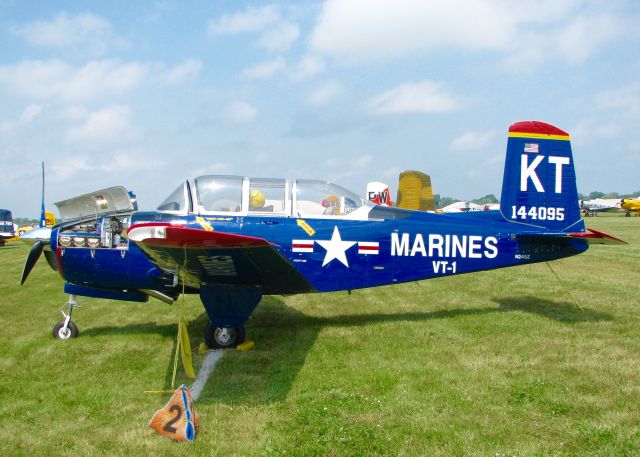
203, 324, 245, 349
53, 320, 79, 340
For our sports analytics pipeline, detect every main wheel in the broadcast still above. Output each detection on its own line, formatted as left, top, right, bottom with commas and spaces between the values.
53, 320, 79, 340
203, 323, 245, 349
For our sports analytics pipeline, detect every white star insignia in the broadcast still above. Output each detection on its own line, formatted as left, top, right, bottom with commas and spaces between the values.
316, 226, 356, 267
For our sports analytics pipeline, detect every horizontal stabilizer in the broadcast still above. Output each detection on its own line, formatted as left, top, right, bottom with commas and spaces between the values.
518, 228, 626, 245
568, 228, 627, 245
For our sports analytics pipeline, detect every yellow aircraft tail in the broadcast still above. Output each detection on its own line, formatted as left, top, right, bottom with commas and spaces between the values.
395, 170, 436, 212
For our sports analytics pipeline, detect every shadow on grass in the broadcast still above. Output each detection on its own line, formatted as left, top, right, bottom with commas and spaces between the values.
191, 294, 613, 406
81, 322, 178, 338
494, 296, 613, 323
77, 294, 613, 404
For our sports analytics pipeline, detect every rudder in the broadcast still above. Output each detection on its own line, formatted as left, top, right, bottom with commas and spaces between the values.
500, 121, 583, 232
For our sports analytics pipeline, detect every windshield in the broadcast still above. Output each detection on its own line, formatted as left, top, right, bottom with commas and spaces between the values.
157, 182, 189, 213
294, 180, 365, 217
194, 176, 243, 213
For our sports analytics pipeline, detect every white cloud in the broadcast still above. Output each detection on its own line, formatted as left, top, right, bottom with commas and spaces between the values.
67, 105, 132, 143
311, 0, 629, 69
368, 81, 460, 115
162, 59, 202, 84
289, 55, 325, 82
11, 12, 126, 55
228, 101, 257, 123
258, 21, 300, 52
20, 104, 44, 124
49, 152, 162, 181
191, 162, 232, 176
50, 156, 93, 180
450, 130, 496, 151
0, 59, 149, 102
208, 5, 300, 55
556, 14, 619, 64
0, 58, 202, 102
241, 57, 285, 80
63, 105, 90, 122
311, 0, 515, 61
208, 5, 280, 35
309, 80, 343, 105
595, 83, 640, 117
504, 13, 622, 71
354, 154, 373, 167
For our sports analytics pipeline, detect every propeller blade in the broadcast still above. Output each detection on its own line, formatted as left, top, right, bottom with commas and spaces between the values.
21, 240, 44, 285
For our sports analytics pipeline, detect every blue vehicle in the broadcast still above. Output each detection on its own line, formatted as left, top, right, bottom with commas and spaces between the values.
0, 209, 15, 246
21, 121, 624, 347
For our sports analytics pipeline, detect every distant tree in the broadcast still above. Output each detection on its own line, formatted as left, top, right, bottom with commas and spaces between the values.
577, 193, 587, 201
471, 194, 499, 205
434, 194, 458, 209
588, 191, 605, 199
602, 192, 620, 199
14, 218, 38, 227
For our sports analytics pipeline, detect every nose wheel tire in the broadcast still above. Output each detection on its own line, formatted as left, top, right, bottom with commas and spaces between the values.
53, 320, 79, 340
204, 323, 245, 349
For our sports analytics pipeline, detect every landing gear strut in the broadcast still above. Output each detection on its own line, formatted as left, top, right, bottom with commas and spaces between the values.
203, 323, 245, 349
199, 284, 261, 349
53, 294, 81, 340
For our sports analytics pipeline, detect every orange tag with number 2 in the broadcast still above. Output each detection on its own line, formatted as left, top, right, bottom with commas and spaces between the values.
149, 385, 199, 442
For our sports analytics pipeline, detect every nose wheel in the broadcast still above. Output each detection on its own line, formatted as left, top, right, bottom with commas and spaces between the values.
53, 294, 81, 340
203, 323, 245, 349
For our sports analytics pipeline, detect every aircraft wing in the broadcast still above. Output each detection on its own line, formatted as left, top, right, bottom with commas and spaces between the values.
127, 223, 314, 294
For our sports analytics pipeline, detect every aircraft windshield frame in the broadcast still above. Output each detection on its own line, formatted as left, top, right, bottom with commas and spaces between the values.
293, 179, 367, 219
184, 175, 371, 219
156, 181, 190, 214
194, 175, 245, 215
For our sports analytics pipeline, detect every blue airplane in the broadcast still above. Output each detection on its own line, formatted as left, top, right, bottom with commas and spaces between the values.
21, 121, 625, 348
0, 209, 15, 246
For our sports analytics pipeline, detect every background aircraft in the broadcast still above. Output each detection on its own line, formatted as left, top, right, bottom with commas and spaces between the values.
367, 171, 436, 212
440, 201, 484, 213
580, 198, 622, 216
21, 121, 624, 349
0, 209, 15, 246
20, 163, 57, 245
621, 197, 640, 216
366, 182, 393, 207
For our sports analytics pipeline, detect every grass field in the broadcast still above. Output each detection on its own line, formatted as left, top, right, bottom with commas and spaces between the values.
1, 216, 639, 456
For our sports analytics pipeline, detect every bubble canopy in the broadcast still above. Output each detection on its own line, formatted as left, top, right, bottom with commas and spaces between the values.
156, 175, 372, 219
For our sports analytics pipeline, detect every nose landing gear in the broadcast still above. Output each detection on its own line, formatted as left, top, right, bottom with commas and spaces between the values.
53, 294, 81, 340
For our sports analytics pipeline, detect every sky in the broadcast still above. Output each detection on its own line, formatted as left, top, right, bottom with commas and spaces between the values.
1, 0, 639, 218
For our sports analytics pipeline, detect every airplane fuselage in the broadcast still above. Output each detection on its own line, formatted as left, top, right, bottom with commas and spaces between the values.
53, 208, 588, 298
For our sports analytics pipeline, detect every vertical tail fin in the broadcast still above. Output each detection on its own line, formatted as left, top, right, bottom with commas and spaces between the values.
500, 121, 583, 232
367, 182, 393, 206
39, 162, 46, 228
396, 170, 436, 212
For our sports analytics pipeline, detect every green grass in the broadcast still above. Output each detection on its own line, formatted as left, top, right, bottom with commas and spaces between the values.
1, 216, 639, 456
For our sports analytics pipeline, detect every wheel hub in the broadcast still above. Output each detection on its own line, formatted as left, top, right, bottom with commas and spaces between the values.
214, 327, 235, 346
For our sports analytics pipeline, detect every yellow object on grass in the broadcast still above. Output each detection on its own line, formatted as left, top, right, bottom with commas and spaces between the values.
179, 318, 195, 379
236, 340, 255, 351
